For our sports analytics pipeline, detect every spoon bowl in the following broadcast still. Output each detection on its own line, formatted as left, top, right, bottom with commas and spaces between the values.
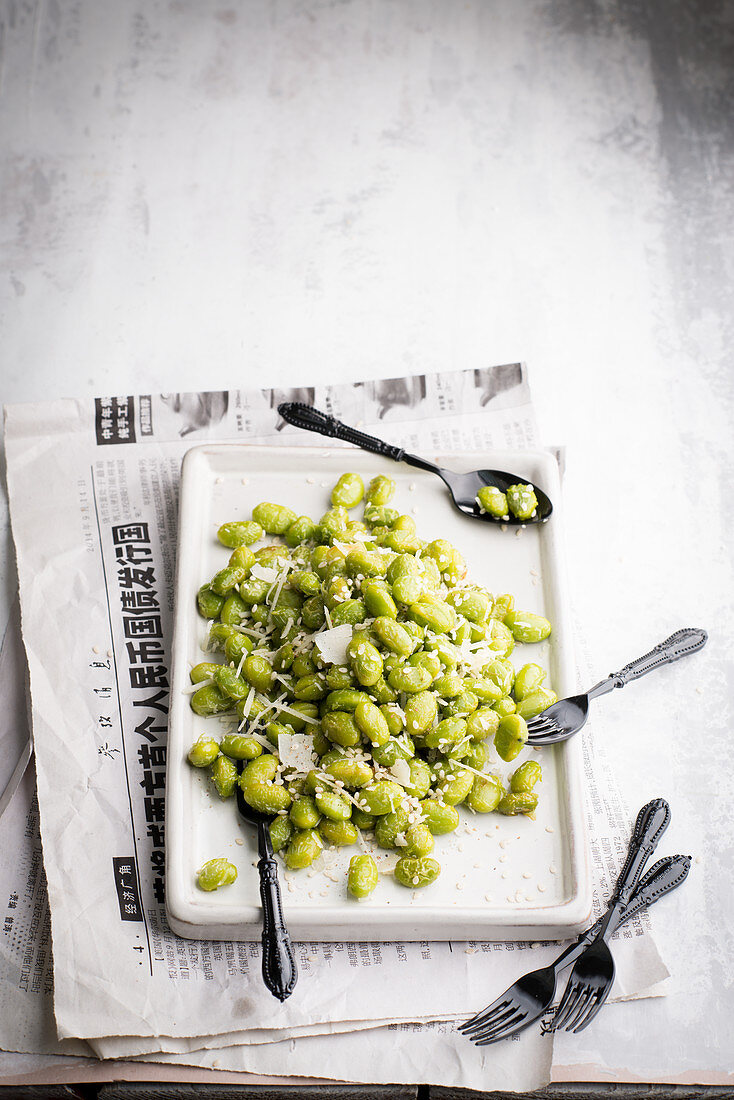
277, 402, 553, 526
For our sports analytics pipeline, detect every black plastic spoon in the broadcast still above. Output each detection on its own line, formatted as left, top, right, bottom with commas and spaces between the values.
277, 402, 552, 525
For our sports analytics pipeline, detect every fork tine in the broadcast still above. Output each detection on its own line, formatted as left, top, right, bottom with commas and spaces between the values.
571, 985, 611, 1033
462, 1002, 516, 1037
473, 1009, 529, 1046
550, 980, 583, 1032
561, 986, 595, 1033
459, 996, 512, 1032
527, 716, 555, 731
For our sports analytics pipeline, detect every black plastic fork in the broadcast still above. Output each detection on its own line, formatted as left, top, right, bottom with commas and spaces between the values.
462, 851, 690, 1044
525, 628, 708, 746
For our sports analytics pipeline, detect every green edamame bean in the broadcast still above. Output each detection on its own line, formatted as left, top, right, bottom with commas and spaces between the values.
279, 701, 319, 731
354, 697, 390, 745
210, 755, 238, 798
463, 739, 489, 771
348, 854, 379, 898
485, 620, 515, 657
442, 690, 479, 718
301, 595, 326, 630
347, 636, 384, 687
394, 856, 440, 889
387, 664, 432, 694
357, 780, 406, 816
492, 696, 517, 718
465, 676, 504, 704
321, 710, 361, 747
197, 584, 225, 619
314, 788, 352, 821
240, 775, 292, 815
324, 575, 352, 609
223, 632, 255, 665
445, 587, 492, 623
243, 654, 274, 693
404, 691, 438, 735
290, 569, 321, 597
319, 819, 358, 847
403, 823, 434, 857
494, 713, 529, 761
289, 795, 321, 830
187, 736, 220, 768
407, 650, 442, 681
403, 758, 432, 799
437, 767, 474, 805
331, 472, 364, 509
191, 684, 233, 717
197, 858, 237, 891
285, 515, 318, 547
466, 774, 504, 813
323, 688, 363, 713
419, 800, 459, 835
424, 716, 467, 751
466, 706, 501, 741
369, 676, 398, 704
220, 592, 248, 625
323, 757, 374, 788
504, 610, 552, 644
408, 596, 457, 635
294, 673, 328, 701
209, 562, 250, 596
490, 593, 514, 621
365, 475, 396, 506
516, 688, 558, 720
375, 807, 410, 849
285, 829, 323, 869
372, 616, 414, 656
422, 539, 467, 584
219, 733, 263, 760
351, 809, 376, 830
345, 547, 387, 578
252, 501, 297, 535
318, 507, 350, 543
214, 665, 250, 701
513, 663, 547, 701
483, 658, 515, 695
510, 760, 542, 792
497, 791, 539, 815
379, 703, 404, 737
217, 520, 263, 547
361, 579, 398, 619
476, 485, 508, 518
270, 815, 294, 852
506, 483, 538, 521
190, 661, 221, 684
207, 623, 236, 650
330, 599, 368, 627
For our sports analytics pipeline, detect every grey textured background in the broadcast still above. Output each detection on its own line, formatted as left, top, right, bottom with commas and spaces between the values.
0, 0, 732, 1088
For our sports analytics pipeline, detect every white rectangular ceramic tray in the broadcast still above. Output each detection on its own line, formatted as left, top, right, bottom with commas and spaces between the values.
166, 444, 592, 942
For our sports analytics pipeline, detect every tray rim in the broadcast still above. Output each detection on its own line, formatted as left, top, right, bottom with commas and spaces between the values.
165, 442, 592, 942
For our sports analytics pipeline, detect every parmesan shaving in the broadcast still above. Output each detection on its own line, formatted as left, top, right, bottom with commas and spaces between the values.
313, 623, 353, 666
277, 732, 317, 773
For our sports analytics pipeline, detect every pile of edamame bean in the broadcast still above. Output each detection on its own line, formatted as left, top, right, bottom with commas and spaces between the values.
189, 472, 553, 898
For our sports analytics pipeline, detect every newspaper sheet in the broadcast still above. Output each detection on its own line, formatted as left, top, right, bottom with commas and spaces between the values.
1, 365, 669, 1090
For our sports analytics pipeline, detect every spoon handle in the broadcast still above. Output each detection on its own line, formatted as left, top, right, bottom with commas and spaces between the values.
257, 823, 298, 1001
587, 627, 708, 699
278, 402, 406, 463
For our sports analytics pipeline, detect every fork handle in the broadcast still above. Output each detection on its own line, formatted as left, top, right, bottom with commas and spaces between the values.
587, 628, 708, 699
550, 852, 690, 974
277, 402, 407, 463
595, 797, 670, 940
257, 824, 298, 1002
